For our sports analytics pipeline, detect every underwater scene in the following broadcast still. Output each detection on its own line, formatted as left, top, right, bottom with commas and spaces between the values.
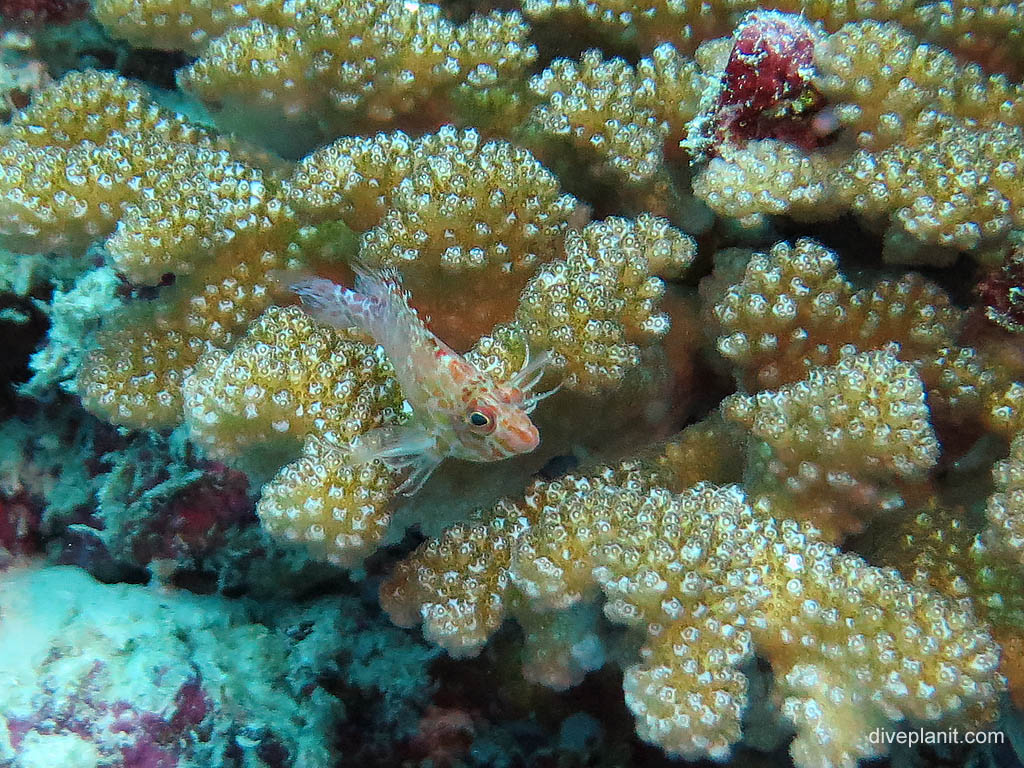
0, 0, 1023, 765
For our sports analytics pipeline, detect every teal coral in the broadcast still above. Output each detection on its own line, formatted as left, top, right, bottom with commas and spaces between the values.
0, 564, 437, 766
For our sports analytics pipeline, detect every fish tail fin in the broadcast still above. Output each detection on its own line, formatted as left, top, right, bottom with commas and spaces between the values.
351, 259, 406, 305
274, 270, 374, 333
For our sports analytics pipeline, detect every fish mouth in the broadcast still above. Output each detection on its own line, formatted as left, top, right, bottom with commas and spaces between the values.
497, 424, 540, 455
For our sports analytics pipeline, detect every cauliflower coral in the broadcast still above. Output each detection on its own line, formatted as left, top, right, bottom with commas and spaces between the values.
2, 0, 1023, 766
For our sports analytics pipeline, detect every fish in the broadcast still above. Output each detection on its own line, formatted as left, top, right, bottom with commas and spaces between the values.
284, 264, 556, 495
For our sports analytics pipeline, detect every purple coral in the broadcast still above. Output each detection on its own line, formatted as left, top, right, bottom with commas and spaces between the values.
979, 249, 1024, 334
133, 462, 254, 565
710, 11, 833, 154
0, 0, 86, 26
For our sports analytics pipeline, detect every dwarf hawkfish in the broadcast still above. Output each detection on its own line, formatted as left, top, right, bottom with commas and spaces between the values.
287, 265, 555, 495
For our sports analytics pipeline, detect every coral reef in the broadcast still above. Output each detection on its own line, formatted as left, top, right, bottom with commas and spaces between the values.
382, 474, 1003, 768
988, 432, 1024, 567
184, 304, 404, 567
2, 0, 1024, 766
721, 350, 939, 539
94, 0, 537, 154
286, 126, 581, 348
0, 564, 437, 766
695, 11, 829, 156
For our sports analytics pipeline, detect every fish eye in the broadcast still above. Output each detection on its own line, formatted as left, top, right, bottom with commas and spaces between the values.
469, 411, 491, 428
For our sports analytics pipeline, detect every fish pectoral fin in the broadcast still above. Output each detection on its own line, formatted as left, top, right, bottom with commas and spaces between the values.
350, 425, 437, 464
349, 426, 444, 496
348, 426, 444, 495
394, 452, 444, 496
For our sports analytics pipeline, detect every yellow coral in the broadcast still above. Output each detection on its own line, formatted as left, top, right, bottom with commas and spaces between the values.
165, 0, 536, 150
511, 214, 695, 394
286, 126, 580, 346
184, 305, 404, 565
710, 238, 963, 390
693, 140, 841, 226
987, 432, 1024, 565
594, 483, 999, 766
816, 21, 1024, 149
360, 129, 577, 278
0, 72, 313, 428
385, 475, 1003, 768
635, 43, 708, 145
6, 70, 184, 149
836, 114, 1024, 259
93, 0, 285, 53
721, 350, 939, 538
913, 345, 1011, 430
527, 51, 666, 183
708, 239, 1023, 443
872, 499, 1024, 706
258, 434, 398, 567
79, 207, 297, 428
522, 0, 732, 54
526, 43, 708, 185
0, 72, 276, 263
183, 305, 401, 461
381, 499, 530, 656
358, 129, 579, 343
283, 131, 417, 231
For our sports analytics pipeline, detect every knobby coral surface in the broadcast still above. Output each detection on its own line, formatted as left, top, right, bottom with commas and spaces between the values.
95, 0, 537, 154
3, 0, 1024, 765
382, 473, 1003, 768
